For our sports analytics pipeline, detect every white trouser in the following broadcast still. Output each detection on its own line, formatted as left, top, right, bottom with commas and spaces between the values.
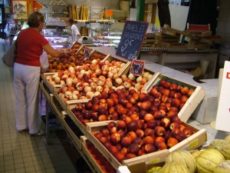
13, 63, 41, 134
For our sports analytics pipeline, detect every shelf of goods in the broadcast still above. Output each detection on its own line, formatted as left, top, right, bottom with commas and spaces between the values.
40, 42, 207, 173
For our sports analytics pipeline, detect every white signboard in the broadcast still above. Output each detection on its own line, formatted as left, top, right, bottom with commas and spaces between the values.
216, 61, 230, 132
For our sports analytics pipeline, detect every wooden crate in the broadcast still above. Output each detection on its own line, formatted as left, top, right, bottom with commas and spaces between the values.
86, 122, 206, 171
41, 73, 62, 93
81, 136, 116, 173
145, 73, 205, 122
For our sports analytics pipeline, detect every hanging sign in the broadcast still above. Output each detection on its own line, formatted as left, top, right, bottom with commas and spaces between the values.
216, 61, 230, 132
130, 60, 145, 76
116, 21, 148, 60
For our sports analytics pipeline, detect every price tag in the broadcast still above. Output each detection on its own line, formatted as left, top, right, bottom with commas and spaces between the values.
130, 60, 145, 76
84, 47, 90, 60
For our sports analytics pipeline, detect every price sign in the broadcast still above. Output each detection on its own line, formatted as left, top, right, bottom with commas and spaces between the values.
216, 61, 230, 132
116, 21, 148, 60
130, 60, 145, 76
84, 47, 90, 60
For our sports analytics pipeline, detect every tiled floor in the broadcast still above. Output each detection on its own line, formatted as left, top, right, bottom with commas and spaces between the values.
0, 39, 78, 173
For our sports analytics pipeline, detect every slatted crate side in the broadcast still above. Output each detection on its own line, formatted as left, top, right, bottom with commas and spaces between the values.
85, 123, 122, 169
145, 74, 205, 123
59, 113, 83, 151
41, 73, 63, 93
65, 104, 89, 137
71, 41, 82, 49
81, 136, 116, 173
178, 86, 205, 122
51, 94, 69, 118
169, 128, 207, 152
90, 50, 108, 60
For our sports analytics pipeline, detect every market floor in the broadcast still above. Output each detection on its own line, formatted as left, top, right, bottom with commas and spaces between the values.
0, 39, 87, 173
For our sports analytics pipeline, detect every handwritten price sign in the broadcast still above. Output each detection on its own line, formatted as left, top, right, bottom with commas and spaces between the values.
116, 21, 148, 60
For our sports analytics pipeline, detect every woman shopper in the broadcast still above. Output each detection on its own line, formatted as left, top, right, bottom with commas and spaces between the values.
13, 11, 64, 135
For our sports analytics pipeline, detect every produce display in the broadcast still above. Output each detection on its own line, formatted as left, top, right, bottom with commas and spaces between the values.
72, 78, 194, 123
146, 135, 230, 173
40, 43, 211, 173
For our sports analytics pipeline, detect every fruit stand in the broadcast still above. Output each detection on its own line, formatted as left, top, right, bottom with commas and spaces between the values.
40, 42, 210, 173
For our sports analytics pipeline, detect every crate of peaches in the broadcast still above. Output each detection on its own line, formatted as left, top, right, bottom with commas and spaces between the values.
145, 73, 205, 122
52, 57, 128, 107
48, 47, 107, 72
112, 62, 158, 92
85, 113, 206, 170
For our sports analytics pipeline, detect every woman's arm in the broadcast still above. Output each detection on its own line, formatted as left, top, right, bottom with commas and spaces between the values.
43, 44, 62, 57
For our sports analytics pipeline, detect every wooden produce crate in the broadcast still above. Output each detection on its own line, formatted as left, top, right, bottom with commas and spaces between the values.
145, 73, 205, 122
85, 121, 206, 172
54, 56, 129, 105
71, 41, 82, 51
41, 72, 63, 93
61, 114, 84, 151
81, 136, 116, 173
115, 62, 160, 92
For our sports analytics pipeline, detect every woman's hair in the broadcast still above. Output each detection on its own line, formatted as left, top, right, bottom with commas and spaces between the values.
27, 12, 45, 27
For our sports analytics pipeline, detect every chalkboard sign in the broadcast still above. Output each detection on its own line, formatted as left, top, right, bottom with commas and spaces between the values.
116, 21, 148, 60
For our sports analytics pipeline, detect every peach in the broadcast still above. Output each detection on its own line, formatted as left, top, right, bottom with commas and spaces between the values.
143, 136, 155, 144
120, 147, 128, 155
161, 117, 171, 128
181, 87, 190, 95
144, 144, 156, 153
167, 137, 179, 148
101, 128, 110, 136
98, 114, 107, 121
117, 120, 126, 129
110, 132, 121, 144
144, 113, 154, 122
155, 126, 166, 136
114, 152, 125, 162
130, 113, 139, 121
136, 129, 145, 138
128, 143, 139, 154
156, 141, 167, 150
144, 128, 155, 136
127, 121, 138, 131
126, 153, 136, 159
139, 93, 149, 101
127, 131, 137, 142
121, 136, 132, 147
